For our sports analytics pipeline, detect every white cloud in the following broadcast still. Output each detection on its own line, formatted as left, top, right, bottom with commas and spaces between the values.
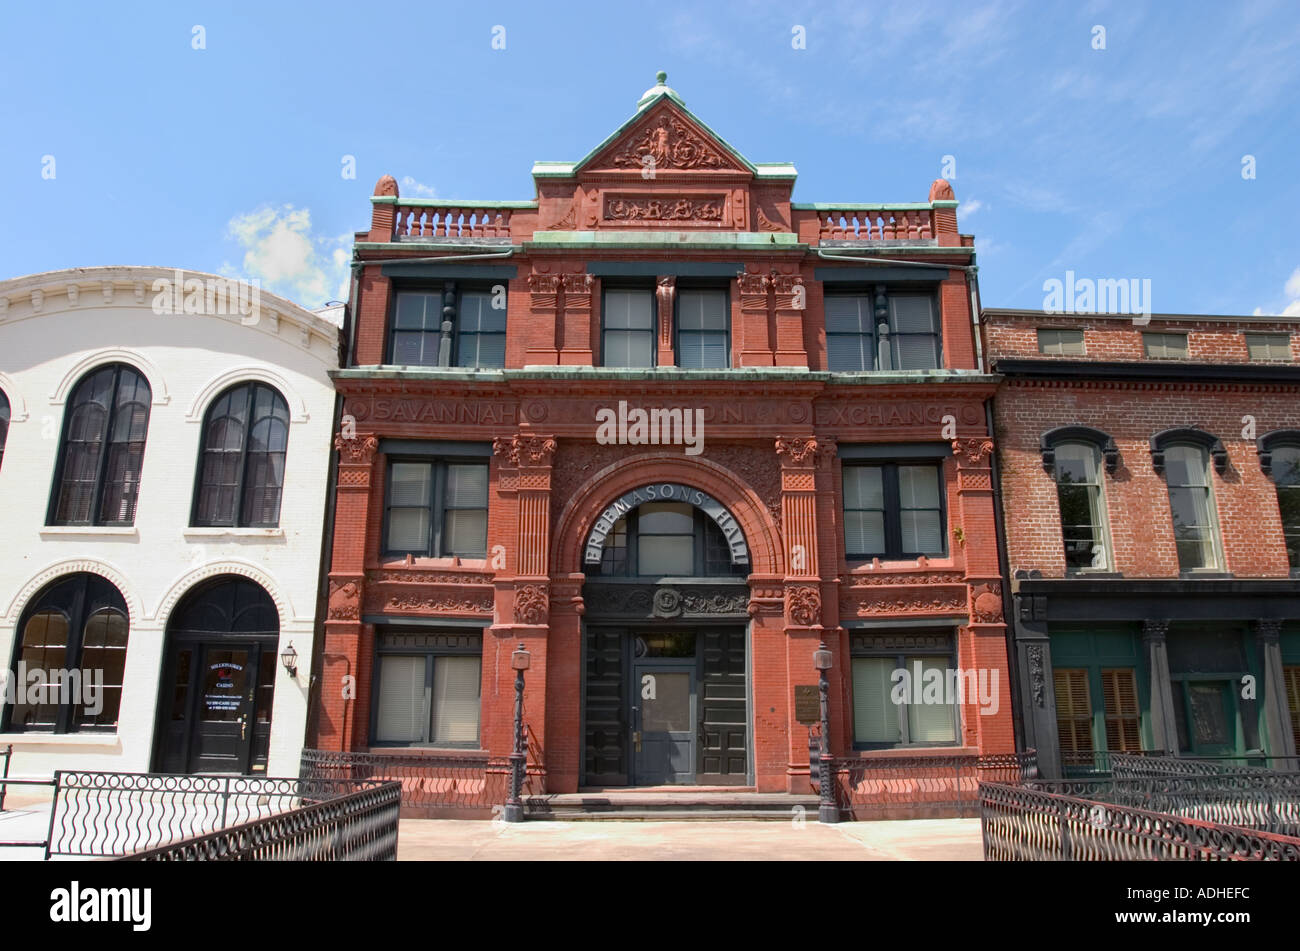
1253, 267, 1300, 317
960, 198, 984, 219
400, 176, 437, 198
224, 205, 350, 307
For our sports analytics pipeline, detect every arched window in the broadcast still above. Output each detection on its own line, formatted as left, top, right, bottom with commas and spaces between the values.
193, 382, 290, 527
594, 502, 747, 578
1152, 429, 1225, 572
1259, 431, 1300, 571
0, 389, 10, 472
2, 573, 129, 733
49, 364, 151, 525
1040, 427, 1117, 573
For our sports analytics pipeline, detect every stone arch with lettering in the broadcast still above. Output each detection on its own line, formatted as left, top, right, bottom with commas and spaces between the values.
552, 454, 782, 576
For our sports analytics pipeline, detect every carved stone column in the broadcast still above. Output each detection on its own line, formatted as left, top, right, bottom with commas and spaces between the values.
771, 273, 808, 367
525, 271, 560, 365
1142, 619, 1180, 754
656, 276, 676, 367
322, 432, 379, 751
737, 270, 773, 367
559, 273, 594, 366
1255, 619, 1297, 757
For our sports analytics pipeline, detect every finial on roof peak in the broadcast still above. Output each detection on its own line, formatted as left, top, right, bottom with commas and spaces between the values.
656, 70, 668, 84
638, 70, 683, 110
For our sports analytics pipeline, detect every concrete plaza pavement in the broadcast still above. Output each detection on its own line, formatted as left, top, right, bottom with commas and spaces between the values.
395, 817, 983, 861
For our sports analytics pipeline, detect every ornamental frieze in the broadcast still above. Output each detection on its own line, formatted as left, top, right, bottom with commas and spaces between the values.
606, 115, 735, 171
363, 573, 495, 616
786, 585, 821, 626
605, 195, 724, 223
839, 585, 968, 617
582, 583, 749, 618
513, 584, 549, 624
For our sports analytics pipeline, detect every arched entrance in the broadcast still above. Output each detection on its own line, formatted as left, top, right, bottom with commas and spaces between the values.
580, 484, 752, 786
153, 577, 279, 774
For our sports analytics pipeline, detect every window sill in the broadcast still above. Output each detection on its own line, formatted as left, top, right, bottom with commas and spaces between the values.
847, 556, 957, 573
844, 745, 977, 758
378, 556, 487, 570
39, 526, 138, 538
183, 527, 284, 539
0, 732, 121, 748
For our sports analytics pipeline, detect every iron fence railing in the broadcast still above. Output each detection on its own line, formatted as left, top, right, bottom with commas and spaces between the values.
300, 747, 541, 818
980, 781, 1300, 861
119, 780, 401, 861
44, 772, 380, 858
834, 751, 1038, 819
1111, 752, 1300, 777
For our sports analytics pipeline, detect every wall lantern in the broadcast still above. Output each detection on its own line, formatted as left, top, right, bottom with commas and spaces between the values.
280, 642, 299, 677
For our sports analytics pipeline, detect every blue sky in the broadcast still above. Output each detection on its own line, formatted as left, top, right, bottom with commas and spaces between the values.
2, 0, 1298, 315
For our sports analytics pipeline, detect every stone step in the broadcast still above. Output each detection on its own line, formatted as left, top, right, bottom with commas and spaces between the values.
523, 791, 821, 821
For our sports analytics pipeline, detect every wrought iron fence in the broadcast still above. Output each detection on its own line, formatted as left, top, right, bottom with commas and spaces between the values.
834, 751, 1038, 820
1112, 752, 1300, 778
119, 780, 401, 861
980, 781, 1300, 861
45, 772, 379, 858
300, 747, 540, 818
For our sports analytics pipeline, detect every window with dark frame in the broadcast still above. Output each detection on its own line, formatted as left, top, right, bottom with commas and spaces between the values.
2, 572, 128, 734
372, 631, 482, 748
384, 458, 489, 558
1038, 328, 1085, 355
602, 286, 656, 368
1052, 441, 1110, 571
842, 462, 945, 559
1284, 666, 1300, 745
824, 289, 941, 371
389, 286, 508, 369
675, 287, 729, 368
193, 382, 290, 528
49, 363, 151, 526
850, 632, 958, 748
1270, 444, 1300, 570
594, 501, 745, 578
0, 388, 9, 472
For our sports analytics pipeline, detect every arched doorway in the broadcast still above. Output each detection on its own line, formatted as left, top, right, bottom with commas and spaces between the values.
153, 577, 279, 774
581, 483, 752, 787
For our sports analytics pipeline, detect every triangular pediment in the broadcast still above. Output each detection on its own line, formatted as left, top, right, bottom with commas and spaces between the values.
576, 98, 754, 176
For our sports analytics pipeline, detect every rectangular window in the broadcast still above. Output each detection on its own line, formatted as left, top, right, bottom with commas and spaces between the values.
384, 459, 488, 558
1038, 329, 1085, 355
456, 289, 506, 368
373, 632, 482, 748
825, 292, 940, 371
676, 288, 729, 368
1053, 442, 1109, 571
1054, 668, 1094, 767
1284, 666, 1300, 746
1143, 332, 1188, 359
603, 288, 655, 368
843, 462, 945, 559
850, 634, 958, 748
1163, 444, 1220, 570
1269, 446, 1300, 570
1246, 333, 1291, 361
389, 290, 443, 366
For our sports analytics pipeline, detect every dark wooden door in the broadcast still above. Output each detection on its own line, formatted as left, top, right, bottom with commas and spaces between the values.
584, 629, 627, 785
698, 628, 748, 783
188, 644, 259, 773
632, 663, 695, 784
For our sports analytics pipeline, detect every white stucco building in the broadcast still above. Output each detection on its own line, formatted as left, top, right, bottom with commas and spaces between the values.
0, 266, 338, 778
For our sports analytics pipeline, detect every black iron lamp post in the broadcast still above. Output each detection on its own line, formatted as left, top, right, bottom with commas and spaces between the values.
813, 641, 838, 824
504, 642, 530, 823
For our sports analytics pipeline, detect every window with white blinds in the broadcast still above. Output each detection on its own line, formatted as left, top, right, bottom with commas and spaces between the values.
602, 288, 655, 368
384, 459, 488, 557
373, 642, 482, 748
843, 462, 945, 559
676, 288, 729, 369
888, 294, 940, 370
851, 640, 959, 748
825, 295, 876, 372
824, 291, 940, 371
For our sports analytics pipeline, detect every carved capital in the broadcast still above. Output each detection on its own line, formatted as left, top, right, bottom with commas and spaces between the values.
1141, 618, 1171, 643
335, 433, 379, 465
561, 273, 594, 310
775, 435, 820, 467
493, 434, 557, 468
951, 437, 994, 468
1253, 618, 1283, 643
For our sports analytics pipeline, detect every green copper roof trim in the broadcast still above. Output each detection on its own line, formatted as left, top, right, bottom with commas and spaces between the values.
792, 202, 936, 211
371, 197, 538, 209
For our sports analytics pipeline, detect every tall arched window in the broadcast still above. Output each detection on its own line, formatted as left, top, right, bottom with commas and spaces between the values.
1152, 429, 1226, 572
2, 573, 129, 733
49, 364, 151, 525
0, 389, 10, 472
193, 382, 290, 527
1041, 426, 1118, 573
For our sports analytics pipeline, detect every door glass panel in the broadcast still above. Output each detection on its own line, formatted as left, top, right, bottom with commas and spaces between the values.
1187, 682, 1231, 747
642, 672, 691, 732
170, 648, 193, 720
255, 649, 276, 725
199, 649, 250, 722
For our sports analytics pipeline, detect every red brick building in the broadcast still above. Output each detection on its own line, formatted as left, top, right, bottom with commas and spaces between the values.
312, 74, 1014, 799
984, 308, 1300, 778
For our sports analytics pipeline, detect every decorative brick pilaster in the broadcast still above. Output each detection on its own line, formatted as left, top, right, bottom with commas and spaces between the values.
559, 273, 594, 365
737, 270, 773, 367
771, 274, 808, 366
525, 271, 560, 365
